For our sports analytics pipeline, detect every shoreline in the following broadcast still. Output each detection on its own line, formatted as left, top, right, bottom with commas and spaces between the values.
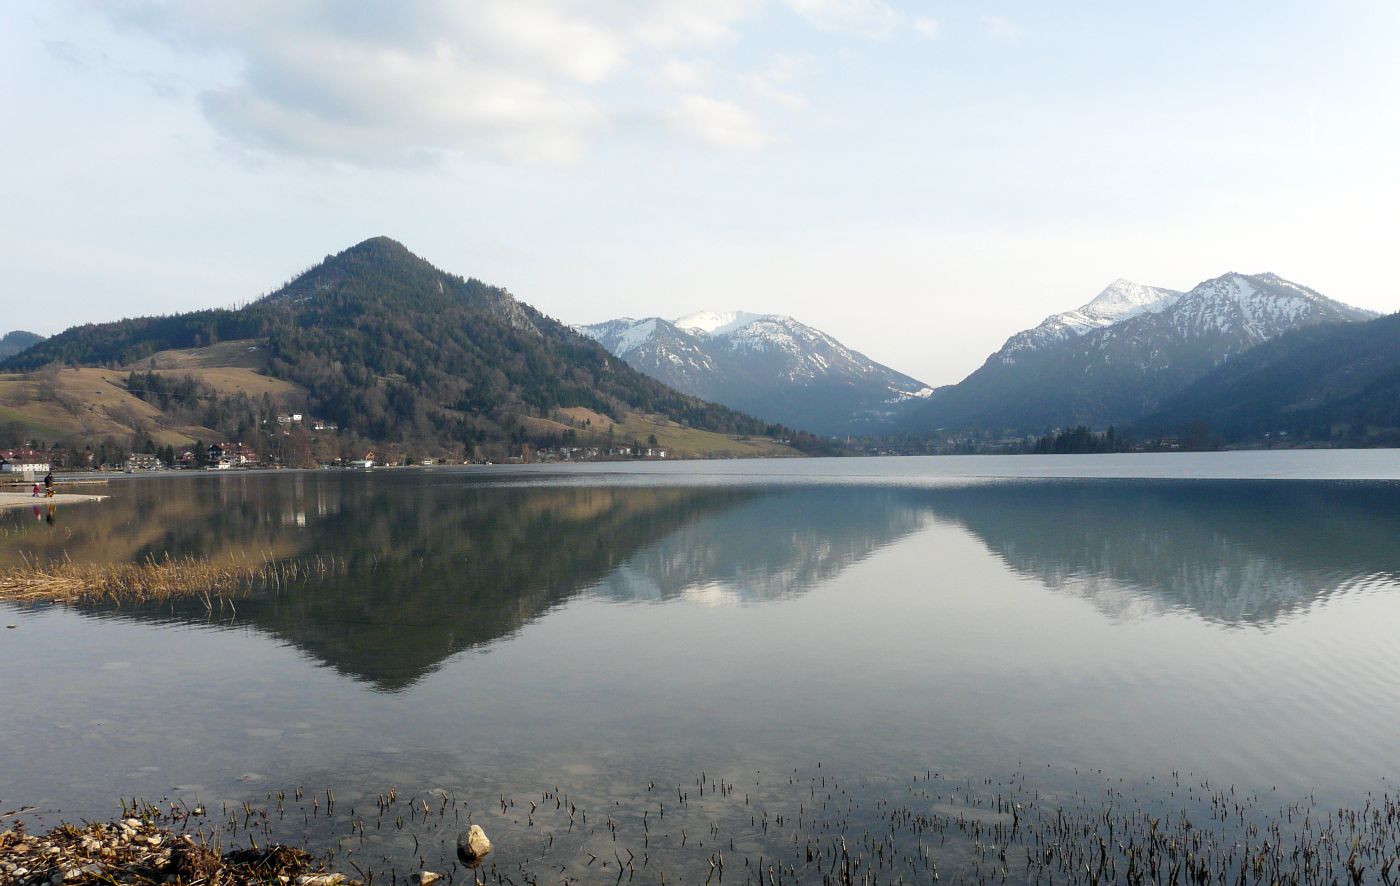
6, 769, 1399, 885
0, 492, 108, 511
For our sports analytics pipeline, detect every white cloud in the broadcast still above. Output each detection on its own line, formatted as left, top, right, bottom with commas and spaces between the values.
657, 59, 711, 92
91, 0, 774, 166
912, 17, 941, 40
670, 95, 770, 150
784, 0, 901, 39
744, 54, 808, 110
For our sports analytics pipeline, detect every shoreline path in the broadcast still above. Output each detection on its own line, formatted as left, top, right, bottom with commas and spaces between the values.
0, 491, 108, 510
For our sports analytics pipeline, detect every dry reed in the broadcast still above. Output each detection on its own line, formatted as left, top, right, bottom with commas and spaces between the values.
0, 552, 344, 606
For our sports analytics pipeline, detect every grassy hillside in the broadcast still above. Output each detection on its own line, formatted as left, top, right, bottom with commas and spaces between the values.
0, 366, 216, 447
0, 238, 824, 460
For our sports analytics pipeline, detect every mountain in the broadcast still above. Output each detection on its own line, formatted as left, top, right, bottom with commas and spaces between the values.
990, 279, 1182, 365
904, 272, 1377, 435
1142, 310, 1400, 445
578, 311, 931, 435
0, 238, 812, 458
0, 330, 44, 360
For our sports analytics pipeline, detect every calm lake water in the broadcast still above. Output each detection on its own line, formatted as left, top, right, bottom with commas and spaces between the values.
4, 452, 1400, 882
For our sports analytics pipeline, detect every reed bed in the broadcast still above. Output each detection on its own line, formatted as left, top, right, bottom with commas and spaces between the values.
0, 552, 345, 605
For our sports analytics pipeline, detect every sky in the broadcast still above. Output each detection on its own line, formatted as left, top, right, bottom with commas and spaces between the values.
3, 0, 1399, 386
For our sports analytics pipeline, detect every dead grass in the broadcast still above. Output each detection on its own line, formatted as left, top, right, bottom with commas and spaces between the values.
126, 339, 269, 371
0, 368, 213, 446
0, 553, 344, 605
526, 408, 798, 459
0, 808, 345, 886
615, 413, 798, 458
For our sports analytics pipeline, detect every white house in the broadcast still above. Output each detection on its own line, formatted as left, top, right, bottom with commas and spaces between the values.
0, 451, 51, 476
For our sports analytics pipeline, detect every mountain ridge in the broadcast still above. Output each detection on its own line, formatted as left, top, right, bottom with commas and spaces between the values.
1, 237, 813, 459
903, 271, 1377, 435
579, 311, 930, 435
0, 330, 45, 360
1140, 309, 1400, 445
991, 279, 1183, 366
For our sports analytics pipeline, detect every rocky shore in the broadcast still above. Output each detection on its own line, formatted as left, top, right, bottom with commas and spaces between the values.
0, 813, 350, 886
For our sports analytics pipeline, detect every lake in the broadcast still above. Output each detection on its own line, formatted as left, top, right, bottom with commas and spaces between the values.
4, 452, 1400, 883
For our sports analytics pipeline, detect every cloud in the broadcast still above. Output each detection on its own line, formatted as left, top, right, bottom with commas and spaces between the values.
657, 59, 711, 92
91, 0, 772, 166
784, 0, 901, 39
744, 54, 808, 111
669, 95, 769, 150
912, 17, 941, 40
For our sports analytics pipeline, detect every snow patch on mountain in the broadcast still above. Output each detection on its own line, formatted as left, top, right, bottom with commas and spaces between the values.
577, 310, 929, 434
675, 310, 765, 336
993, 279, 1182, 364
609, 317, 658, 354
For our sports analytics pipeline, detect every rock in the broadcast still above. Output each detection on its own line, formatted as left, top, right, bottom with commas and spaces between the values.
410, 872, 441, 886
455, 825, 492, 866
294, 875, 346, 886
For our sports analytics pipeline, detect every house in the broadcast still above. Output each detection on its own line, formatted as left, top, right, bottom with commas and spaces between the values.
208, 442, 258, 469
124, 453, 163, 472
0, 449, 51, 476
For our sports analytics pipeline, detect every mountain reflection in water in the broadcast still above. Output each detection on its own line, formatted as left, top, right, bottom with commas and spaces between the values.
921, 480, 1400, 624
4, 472, 1397, 689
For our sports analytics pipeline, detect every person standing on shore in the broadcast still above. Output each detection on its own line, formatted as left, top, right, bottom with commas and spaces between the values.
32, 481, 41, 497
44, 471, 53, 497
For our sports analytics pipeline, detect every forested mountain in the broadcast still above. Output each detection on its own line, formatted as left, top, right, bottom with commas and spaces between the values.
902, 272, 1376, 435
1140, 311, 1400, 445
0, 330, 44, 360
1, 238, 810, 456
579, 311, 931, 435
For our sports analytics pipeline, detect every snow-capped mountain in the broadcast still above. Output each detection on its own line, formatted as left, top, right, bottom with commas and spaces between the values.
991, 279, 1182, 364
578, 312, 930, 435
904, 271, 1377, 434
674, 310, 766, 336
1149, 272, 1370, 344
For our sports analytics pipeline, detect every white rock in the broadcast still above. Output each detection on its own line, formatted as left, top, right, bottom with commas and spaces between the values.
456, 825, 492, 866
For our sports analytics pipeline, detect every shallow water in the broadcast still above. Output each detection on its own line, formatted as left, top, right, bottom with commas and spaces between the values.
3, 452, 1400, 881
